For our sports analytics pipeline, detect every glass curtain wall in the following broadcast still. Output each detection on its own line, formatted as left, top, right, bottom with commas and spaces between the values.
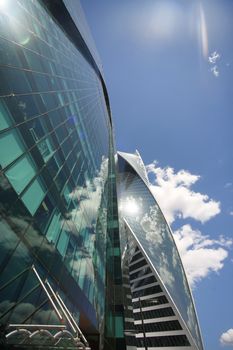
116, 152, 204, 350
103, 137, 127, 350
0, 0, 112, 348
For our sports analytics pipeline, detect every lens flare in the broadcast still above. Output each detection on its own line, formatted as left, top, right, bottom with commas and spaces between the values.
199, 3, 208, 60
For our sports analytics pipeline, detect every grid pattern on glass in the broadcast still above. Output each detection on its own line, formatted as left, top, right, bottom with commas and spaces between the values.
0, 0, 111, 332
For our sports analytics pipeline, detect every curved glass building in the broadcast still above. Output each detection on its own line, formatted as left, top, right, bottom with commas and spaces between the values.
0, 1, 119, 349
0, 1, 204, 350
117, 151, 204, 350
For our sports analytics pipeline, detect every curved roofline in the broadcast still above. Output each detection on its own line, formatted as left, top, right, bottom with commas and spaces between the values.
117, 151, 204, 350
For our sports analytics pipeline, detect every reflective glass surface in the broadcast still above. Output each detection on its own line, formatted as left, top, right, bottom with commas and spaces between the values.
0, 0, 111, 337
117, 152, 203, 350
63, 0, 103, 74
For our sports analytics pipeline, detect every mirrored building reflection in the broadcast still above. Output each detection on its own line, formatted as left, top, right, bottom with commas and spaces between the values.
0, 0, 120, 349
117, 151, 204, 350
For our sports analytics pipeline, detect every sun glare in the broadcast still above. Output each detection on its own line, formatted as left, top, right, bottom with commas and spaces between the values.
0, 0, 8, 10
124, 200, 139, 215
120, 197, 140, 215
146, 2, 183, 40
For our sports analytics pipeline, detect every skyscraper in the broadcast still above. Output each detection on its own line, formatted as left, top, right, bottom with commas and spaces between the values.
0, 0, 116, 349
117, 151, 204, 350
0, 1, 203, 350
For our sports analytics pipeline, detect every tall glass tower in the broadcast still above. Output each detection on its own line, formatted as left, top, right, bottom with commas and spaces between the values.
0, 1, 204, 350
0, 1, 119, 349
117, 151, 204, 350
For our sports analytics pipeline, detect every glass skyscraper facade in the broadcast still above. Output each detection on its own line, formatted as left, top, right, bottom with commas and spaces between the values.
0, 1, 204, 350
117, 151, 203, 350
0, 0, 116, 349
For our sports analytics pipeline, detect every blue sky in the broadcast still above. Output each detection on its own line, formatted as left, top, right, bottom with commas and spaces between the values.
81, 1, 233, 349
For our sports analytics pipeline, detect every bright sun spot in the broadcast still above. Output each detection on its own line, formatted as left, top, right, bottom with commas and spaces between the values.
120, 197, 140, 215
145, 2, 183, 40
0, 0, 8, 10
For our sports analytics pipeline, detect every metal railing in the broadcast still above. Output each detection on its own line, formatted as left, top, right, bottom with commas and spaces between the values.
1, 265, 91, 350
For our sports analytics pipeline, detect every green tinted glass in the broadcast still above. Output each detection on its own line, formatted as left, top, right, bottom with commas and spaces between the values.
0, 101, 12, 131
21, 178, 46, 215
46, 210, 61, 244
5, 155, 36, 194
0, 130, 24, 168
57, 229, 69, 258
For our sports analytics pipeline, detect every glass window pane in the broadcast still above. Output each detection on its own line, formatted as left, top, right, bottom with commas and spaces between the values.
0, 100, 12, 131
21, 178, 46, 215
57, 229, 69, 258
46, 210, 61, 244
115, 315, 124, 337
37, 138, 54, 162
63, 184, 72, 206
0, 130, 24, 168
5, 155, 36, 194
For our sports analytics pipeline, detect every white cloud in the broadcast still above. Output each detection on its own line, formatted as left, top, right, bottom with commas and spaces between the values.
208, 51, 221, 77
220, 328, 233, 346
140, 204, 164, 246
66, 157, 108, 232
158, 252, 175, 288
146, 162, 220, 224
0, 300, 59, 324
208, 51, 220, 64
211, 65, 219, 77
230, 212, 233, 216
173, 224, 232, 288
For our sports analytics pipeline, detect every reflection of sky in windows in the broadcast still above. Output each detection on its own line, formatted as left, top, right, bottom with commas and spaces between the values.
0, 0, 111, 333
118, 154, 203, 350
0, 157, 108, 327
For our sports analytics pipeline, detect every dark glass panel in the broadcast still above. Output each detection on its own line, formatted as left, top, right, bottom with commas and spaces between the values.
134, 306, 174, 320
129, 259, 148, 273
131, 275, 157, 290
133, 295, 168, 309
135, 320, 182, 333
145, 335, 190, 347
130, 266, 152, 281
133, 285, 163, 299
